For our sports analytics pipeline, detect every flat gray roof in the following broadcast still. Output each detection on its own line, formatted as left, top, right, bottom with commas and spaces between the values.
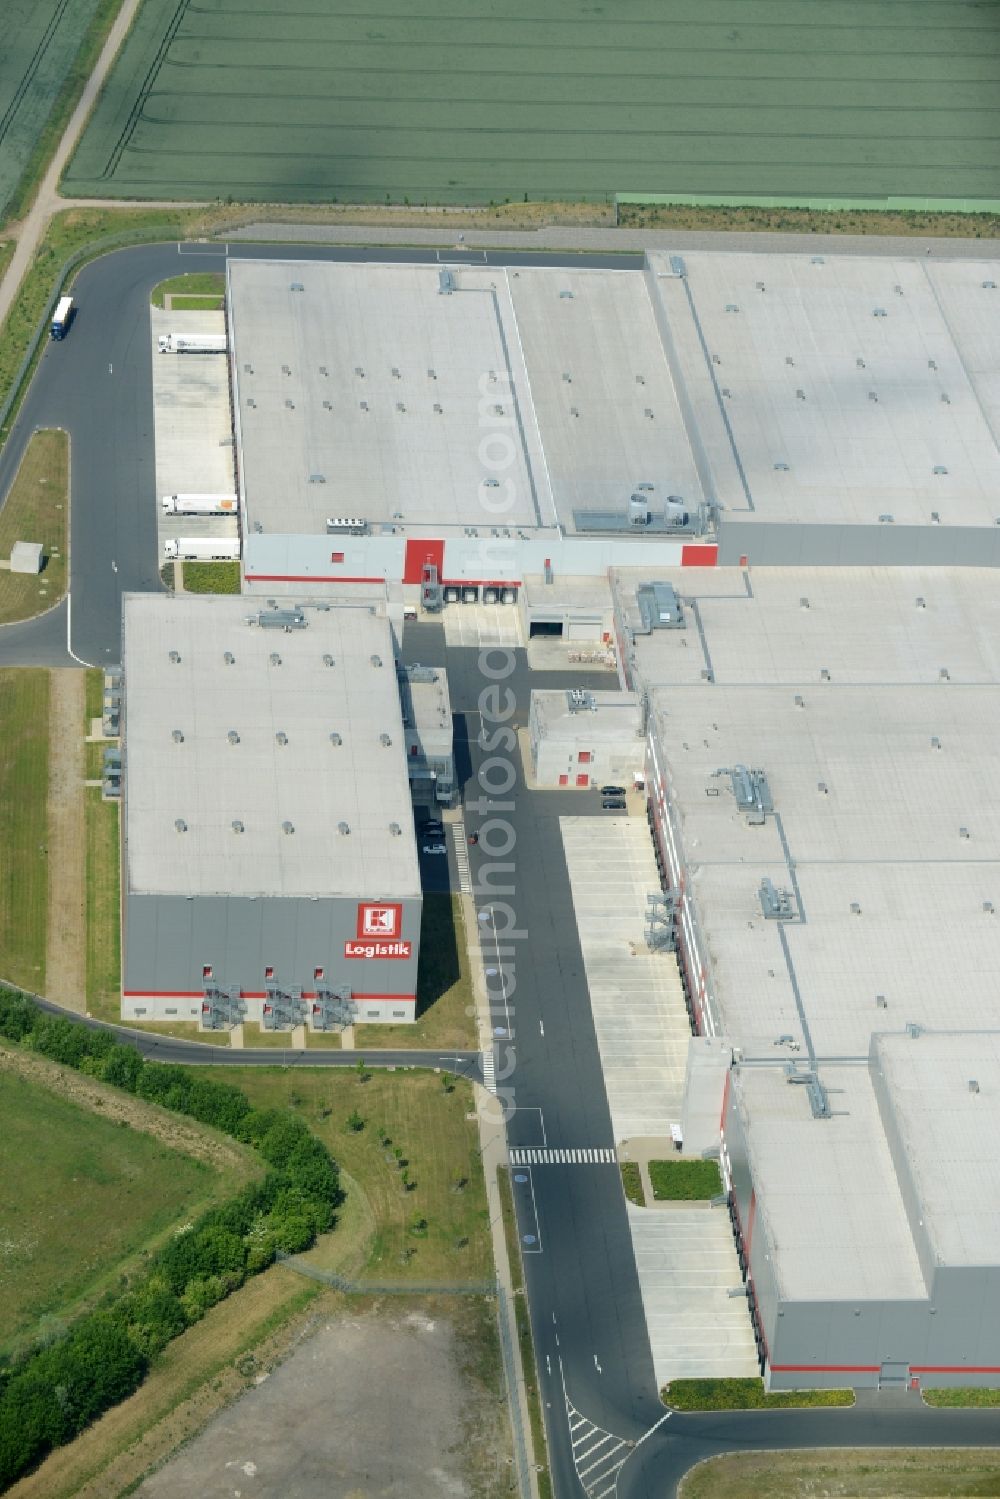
401, 665, 452, 760
531, 689, 642, 744
617, 565, 1000, 1296
648, 250, 1000, 529
123, 594, 419, 899
228, 259, 548, 537
874, 1031, 1000, 1271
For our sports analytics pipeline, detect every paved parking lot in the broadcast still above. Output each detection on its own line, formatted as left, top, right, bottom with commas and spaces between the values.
150, 308, 237, 561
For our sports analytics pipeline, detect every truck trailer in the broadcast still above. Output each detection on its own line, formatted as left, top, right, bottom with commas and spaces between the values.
163, 538, 240, 561
157, 332, 228, 354
51, 296, 74, 339
161, 493, 239, 514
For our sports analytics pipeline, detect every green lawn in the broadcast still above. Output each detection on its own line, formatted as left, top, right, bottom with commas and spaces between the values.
923, 1388, 1000, 1408
0, 1064, 226, 1353
84, 787, 120, 1020
170, 295, 225, 311
620, 1161, 645, 1207
648, 1158, 722, 1201
182, 561, 241, 594
0, 670, 49, 990
0, 429, 67, 624
678, 1448, 1000, 1499
64, 0, 1000, 206
355, 894, 476, 1050
663, 1378, 852, 1412
214, 1066, 492, 1286
150, 272, 226, 309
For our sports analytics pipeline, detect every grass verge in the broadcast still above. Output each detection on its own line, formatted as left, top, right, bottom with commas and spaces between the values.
0, 669, 49, 990
180, 560, 241, 594
498, 1165, 552, 1499
620, 1161, 645, 1207
618, 202, 1000, 239
0, 1055, 236, 1355
678, 1447, 1000, 1499
0, 429, 67, 623
663, 1378, 853, 1411
923, 1388, 1000, 1408
649, 1158, 723, 1201
84, 786, 120, 1020
356, 893, 476, 1050
212, 1066, 492, 1286
1, 0, 126, 227
150, 272, 226, 308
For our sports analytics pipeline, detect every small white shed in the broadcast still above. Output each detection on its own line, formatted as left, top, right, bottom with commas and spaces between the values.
9, 541, 43, 574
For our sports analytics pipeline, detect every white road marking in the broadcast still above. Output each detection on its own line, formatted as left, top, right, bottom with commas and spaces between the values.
562, 1378, 633, 1499
509, 1147, 617, 1165
450, 820, 472, 893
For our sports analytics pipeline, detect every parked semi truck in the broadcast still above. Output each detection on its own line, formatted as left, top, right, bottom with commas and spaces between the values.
161, 493, 238, 514
51, 296, 74, 339
157, 332, 227, 354
163, 538, 240, 561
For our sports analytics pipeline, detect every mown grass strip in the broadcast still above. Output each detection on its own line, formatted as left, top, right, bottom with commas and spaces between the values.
0, 427, 67, 623
498, 1165, 552, 1499
648, 1158, 722, 1201
0, 669, 50, 990
620, 1160, 645, 1207
663, 1377, 853, 1411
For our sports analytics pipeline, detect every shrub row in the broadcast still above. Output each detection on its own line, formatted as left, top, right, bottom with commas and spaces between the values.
0, 990, 342, 1487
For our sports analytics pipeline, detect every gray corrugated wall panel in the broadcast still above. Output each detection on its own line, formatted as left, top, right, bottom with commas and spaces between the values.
719, 519, 1000, 569
869, 1040, 935, 1287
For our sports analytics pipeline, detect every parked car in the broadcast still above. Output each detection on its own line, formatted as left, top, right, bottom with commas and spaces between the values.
423, 820, 445, 837
600, 784, 626, 797
422, 841, 447, 855
602, 798, 627, 811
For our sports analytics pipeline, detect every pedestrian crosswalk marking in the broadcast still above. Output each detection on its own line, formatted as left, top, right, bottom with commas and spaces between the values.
481, 1046, 497, 1095
509, 1147, 616, 1165
450, 820, 472, 893
565, 1391, 632, 1498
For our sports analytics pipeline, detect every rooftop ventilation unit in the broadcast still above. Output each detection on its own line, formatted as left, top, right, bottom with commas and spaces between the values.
224, 651, 235, 664
275, 732, 288, 746
281, 820, 294, 835
371, 654, 383, 668
567, 689, 597, 714
175, 818, 187, 833
290, 282, 304, 292
338, 821, 350, 835
390, 822, 402, 836
169, 650, 181, 663
232, 819, 244, 833
326, 517, 368, 535
628, 493, 650, 527
636, 581, 684, 631
380, 732, 392, 746
172, 729, 184, 743
759, 877, 795, 920
727, 765, 773, 825
438, 268, 456, 295
329, 732, 342, 746
269, 653, 281, 666
228, 730, 240, 745
256, 608, 306, 631
323, 654, 335, 667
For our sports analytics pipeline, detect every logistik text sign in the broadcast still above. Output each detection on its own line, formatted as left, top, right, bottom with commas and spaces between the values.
344, 938, 413, 960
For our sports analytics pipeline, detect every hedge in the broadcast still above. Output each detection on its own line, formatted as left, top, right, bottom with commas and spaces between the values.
0, 990, 342, 1487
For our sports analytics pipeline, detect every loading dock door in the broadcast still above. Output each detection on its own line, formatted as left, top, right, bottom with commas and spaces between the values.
529, 619, 563, 638
566, 617, 601, 642
879, 1361, 909, 1388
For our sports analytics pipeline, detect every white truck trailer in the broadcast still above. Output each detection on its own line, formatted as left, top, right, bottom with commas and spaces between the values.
163, 538, 240, 561
157, 332, 228, 354
161, 493, 238, 514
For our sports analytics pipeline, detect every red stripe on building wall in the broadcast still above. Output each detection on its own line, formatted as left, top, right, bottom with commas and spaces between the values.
244, 574, 386, 584
681, 544, 718, 567
125, 990, 416, 1003
911, 1365, 1000, 1374
745, 1189, 757, 1257
771, 1364, 881, 1373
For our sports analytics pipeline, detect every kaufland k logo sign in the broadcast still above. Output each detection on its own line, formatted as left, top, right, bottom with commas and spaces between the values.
346, 902, 411, 960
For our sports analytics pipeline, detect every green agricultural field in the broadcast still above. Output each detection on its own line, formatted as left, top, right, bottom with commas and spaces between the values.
0, 0, 109, 220
63, 0, 1000, 207
0, 1064, 225, 1352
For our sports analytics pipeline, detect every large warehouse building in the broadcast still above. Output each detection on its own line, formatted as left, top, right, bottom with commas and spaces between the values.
216, 250, 1000, 594
121, 593, 421, 1026
613, 564, 1000, 1389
